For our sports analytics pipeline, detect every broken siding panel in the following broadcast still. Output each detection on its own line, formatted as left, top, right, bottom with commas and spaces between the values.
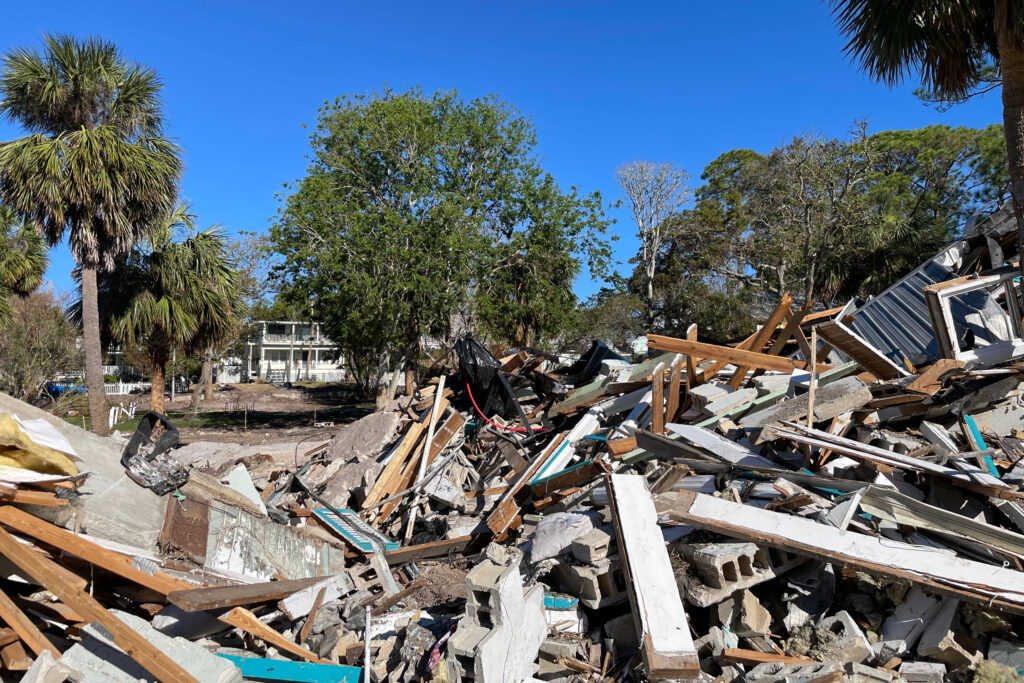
206, 507, 343, 581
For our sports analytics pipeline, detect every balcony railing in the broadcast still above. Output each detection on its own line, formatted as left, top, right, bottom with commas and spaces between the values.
261, 333, 333, 345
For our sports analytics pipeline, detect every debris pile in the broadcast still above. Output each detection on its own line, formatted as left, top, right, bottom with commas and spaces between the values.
2, 207, 1024, 681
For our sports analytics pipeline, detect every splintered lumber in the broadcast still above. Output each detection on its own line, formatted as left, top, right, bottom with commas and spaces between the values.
0, 486, 68, 507
221, 606, 326, 663
607, 474, 699, 679
722, 649, 814, 666
384, 535, 477, 565
0, 526, 199, 682
670, 490, 1024, 613
487, 434, 566, 539
665, 359, 682, 423
0, 586, 58, 658
168, 576, 328, 612
0, 640, 30, 670
298, 587, 326, 644
647, 335, 815, 374
0, 506, 195, 596
362, 414, 428, 510
906, 359, 965, 396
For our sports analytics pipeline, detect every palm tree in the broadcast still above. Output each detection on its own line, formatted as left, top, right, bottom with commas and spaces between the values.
0, 35, 181, 434
90, 204, 239, 414
0, 206, 47, 327
830, 2, 1024, 263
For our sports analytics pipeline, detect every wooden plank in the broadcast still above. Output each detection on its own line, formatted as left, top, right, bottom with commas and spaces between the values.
684, 324, 700, 389
216, 654, 361, 682
0, 640, 30, 670
0, 486, 68, 507
528, 459, 604, 497
651, 366, 665, 436
607, 474, 699, 679
0, 505, 194, 596
297, 587, 326, 644
168, 576, 328, 612
0, 526, 198, 682
486, 433, 566, 539
729, 292, 793, 389
221, 607, 326, 663
906, 359, 965, 396
362, 414, 428, 509
0, 628, 21, 650
664, 359, 683, 424
815, 319, 907, 380
670, 490, 1024, 614
606, 437, 637, 456
647, 335, 815, 374
721, 649, 814, 666
384, 535, 477, 566
0, 586, 58, 658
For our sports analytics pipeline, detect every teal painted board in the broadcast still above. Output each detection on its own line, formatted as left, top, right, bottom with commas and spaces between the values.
216, 654, 361, 682
313, 508, 400, 552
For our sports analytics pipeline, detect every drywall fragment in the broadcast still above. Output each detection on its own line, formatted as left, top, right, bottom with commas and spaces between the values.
222, 464, 267, 516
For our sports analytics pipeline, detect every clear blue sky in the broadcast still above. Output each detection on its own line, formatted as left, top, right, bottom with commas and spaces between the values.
0, 1, 1004, 300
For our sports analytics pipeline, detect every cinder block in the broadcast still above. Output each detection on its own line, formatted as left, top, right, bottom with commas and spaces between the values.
690, 383, 731, 408
844, 662, 896, 682
874, 587, 942, 662
684, 542, 807, 607
817, 610, 872, 663
745, 661, 844, 682
898, 660, 947, 683
548, 556, 627, 610
570, 526, 613, 563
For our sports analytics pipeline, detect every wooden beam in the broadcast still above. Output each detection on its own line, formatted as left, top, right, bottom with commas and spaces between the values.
907, 359, 965, 396
0, 641, 30, 671
168, 576, 328, 612
664, 359, 683, 424
221, 607, 326, 663
0, 486, 68, 507
670, 490, 1024, 614
0, 586, 58, 658
647, 335, 816, 374
684, 324, 700, 389
361, 413, 428, 509
721, 649, 814, 666
728, 292, 793, 389
651, 365, 665, 436
297, 587, 326, 644
0, 526, 198, 682
384, 535, 477, 565
607, 474, 699, 679
0, 505, 194, 596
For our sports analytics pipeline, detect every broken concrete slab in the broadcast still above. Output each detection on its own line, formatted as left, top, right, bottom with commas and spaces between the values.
916, 599, 981, 669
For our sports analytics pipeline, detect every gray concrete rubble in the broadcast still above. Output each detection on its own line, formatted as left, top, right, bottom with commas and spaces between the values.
7, 221, 1024, 680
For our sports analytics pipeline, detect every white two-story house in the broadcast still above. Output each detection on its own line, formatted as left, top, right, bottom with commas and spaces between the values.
240, 321, 346, 384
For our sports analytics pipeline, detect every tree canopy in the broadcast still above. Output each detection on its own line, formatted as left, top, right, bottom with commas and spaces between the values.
271, 87, 612, 403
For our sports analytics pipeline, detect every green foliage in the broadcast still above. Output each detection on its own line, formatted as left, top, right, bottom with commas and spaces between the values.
0, 205, 47, 327
0, 34, 182, 269
650, 124, 1007, 321
0, 291, 82, 403
271, 87, 611, 395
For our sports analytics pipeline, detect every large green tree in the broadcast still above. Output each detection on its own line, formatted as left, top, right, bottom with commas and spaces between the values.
830, 0, 1024, 273
89, 204, 239, 413
0, 206, 47, 328
0, 35, 181, 434
272, 87, 611, 405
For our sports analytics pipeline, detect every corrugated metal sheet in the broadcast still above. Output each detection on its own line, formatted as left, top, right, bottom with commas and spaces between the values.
848, 243, 1009, 366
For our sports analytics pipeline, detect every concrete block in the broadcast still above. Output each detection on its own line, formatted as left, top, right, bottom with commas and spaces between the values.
570, 526, 613, 563
548, 556, 628, 610
898, 660, 947, 683
844, 662, 895, 682
874, 587, 942, 662
685, 542, 807, 607
449, 559, 547, 683
602, 612, 639, 651
702, 388, 757, 416
690, 383, 731, 408
962, 402, 1024, 439
745, 661, 844, 682
741, 376, 872, 432
817, 610, 872, 663
715, 589, 771, 638
916, 599, 982, 669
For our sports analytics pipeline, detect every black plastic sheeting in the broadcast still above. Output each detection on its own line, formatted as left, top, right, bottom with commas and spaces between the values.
565, 340, 626, 381
454, 336, 516, 418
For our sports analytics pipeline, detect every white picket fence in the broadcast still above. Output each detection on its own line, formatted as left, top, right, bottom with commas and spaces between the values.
104, 381, 151, 396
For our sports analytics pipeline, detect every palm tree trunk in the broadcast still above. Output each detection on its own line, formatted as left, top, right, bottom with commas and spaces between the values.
203, 352, 214, 400
150, 346, 169, 414
79, 266, 109, 436
997, 0, 1024, 283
